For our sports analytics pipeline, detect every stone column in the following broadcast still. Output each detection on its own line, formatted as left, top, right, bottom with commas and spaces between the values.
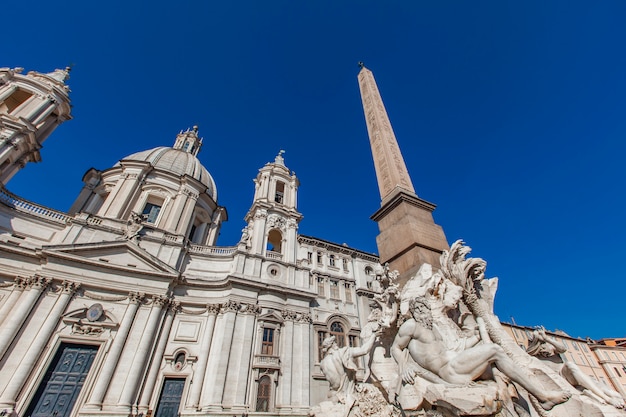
201, 301, 238, 411
138, 301, 179, 414
118, 295, 170, 410
175, 189, 198, 235
292, 314, 311, 408
0, 277, 28, 325
188, 304, 219, 409
99, 170, 144, 218
0, 281, 79, 409
0, 275, 50, 361
0, 85, 17, 102
84, 292, 143, 409
164, 189, 188, 231
277, 311, 294, 410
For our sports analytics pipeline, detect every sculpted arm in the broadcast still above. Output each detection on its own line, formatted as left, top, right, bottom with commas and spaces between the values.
537, 329, 567, 354
350, 329, 379, 358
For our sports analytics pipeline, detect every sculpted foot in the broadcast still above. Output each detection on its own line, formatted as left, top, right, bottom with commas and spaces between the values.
539, 391, 571, 410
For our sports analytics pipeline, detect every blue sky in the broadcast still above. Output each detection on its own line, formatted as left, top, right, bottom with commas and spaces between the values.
4, 1, 625, 339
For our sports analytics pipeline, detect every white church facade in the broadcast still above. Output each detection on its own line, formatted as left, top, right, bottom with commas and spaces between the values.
0, 66, 381, 417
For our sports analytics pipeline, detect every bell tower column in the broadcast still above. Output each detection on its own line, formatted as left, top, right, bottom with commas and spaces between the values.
358, 64, 448, 283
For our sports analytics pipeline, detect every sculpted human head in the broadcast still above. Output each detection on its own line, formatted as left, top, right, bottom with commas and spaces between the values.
441, 282, 463, 310
322, 335, 338, 353
409, 297, 433, 329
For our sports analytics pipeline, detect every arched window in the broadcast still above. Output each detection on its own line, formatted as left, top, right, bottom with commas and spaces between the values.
330, 321, 346, 348
256, 376, 271, 412
275, 181, 285, 203
266, 229, 282, 253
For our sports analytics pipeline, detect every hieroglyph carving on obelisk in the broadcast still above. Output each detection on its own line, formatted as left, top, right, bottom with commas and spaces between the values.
358, 65, 416, 201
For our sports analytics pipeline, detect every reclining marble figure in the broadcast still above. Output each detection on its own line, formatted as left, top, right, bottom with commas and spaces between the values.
390, 275, 571, 412
527, 328, 625, 409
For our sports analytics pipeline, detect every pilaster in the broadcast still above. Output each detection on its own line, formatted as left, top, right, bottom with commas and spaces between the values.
189, 304, 220, 409
0, 280, 80, 410
0, 276, 28, 326
85, 291, 143, 409
138, 300, 179, 413
118, 295, 170, 410
0, 275, 50, 361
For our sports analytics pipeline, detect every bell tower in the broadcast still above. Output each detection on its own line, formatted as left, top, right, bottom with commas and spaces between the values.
0, 67, 72, 184
243, 151, 302, 264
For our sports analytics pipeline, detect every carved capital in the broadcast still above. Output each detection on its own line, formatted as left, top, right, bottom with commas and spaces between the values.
282, 309, 298, 321
296, 313, 312, 324
14, 276, 29, 290
206, 303, 221, 314
169, 300, 181, 313
239, 303, 262, 315
181, 188, 199, 200
123, 172, 139, 180
153, 295, 171, 307
29, 275, 51, 290
221, 300, 240, 313
282, 309, 312, 323
128, 291, 145, 304
60, 280, 80, 294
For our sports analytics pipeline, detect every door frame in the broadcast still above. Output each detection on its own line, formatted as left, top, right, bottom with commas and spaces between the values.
18, 336, 106, 417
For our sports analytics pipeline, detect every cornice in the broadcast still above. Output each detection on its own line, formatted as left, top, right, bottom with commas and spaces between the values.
370, 190, 437, 222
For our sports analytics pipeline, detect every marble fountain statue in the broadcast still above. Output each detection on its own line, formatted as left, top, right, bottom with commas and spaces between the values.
311, 240, 626, 417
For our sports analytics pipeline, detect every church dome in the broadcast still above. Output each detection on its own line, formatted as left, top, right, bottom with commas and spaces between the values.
117, 127, 218, 200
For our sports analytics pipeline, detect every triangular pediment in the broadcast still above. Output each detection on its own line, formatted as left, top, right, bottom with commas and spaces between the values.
257, 310, 284, 323
41, 240, 179, 275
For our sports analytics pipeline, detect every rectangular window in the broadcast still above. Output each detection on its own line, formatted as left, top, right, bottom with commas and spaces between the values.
330, 280, 339, 299
318, 331, 327, 361
329, 255, 336, 267
317, 252, 322, 264
317, 277, 325, 296
261, 328, 274, 355
349, 335, 358, 347
307, 252, 313, 263
142, 202, 162, 223
344, 283, 352, 303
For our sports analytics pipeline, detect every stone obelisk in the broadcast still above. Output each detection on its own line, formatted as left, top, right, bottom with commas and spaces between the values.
358, 64, 448, 282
